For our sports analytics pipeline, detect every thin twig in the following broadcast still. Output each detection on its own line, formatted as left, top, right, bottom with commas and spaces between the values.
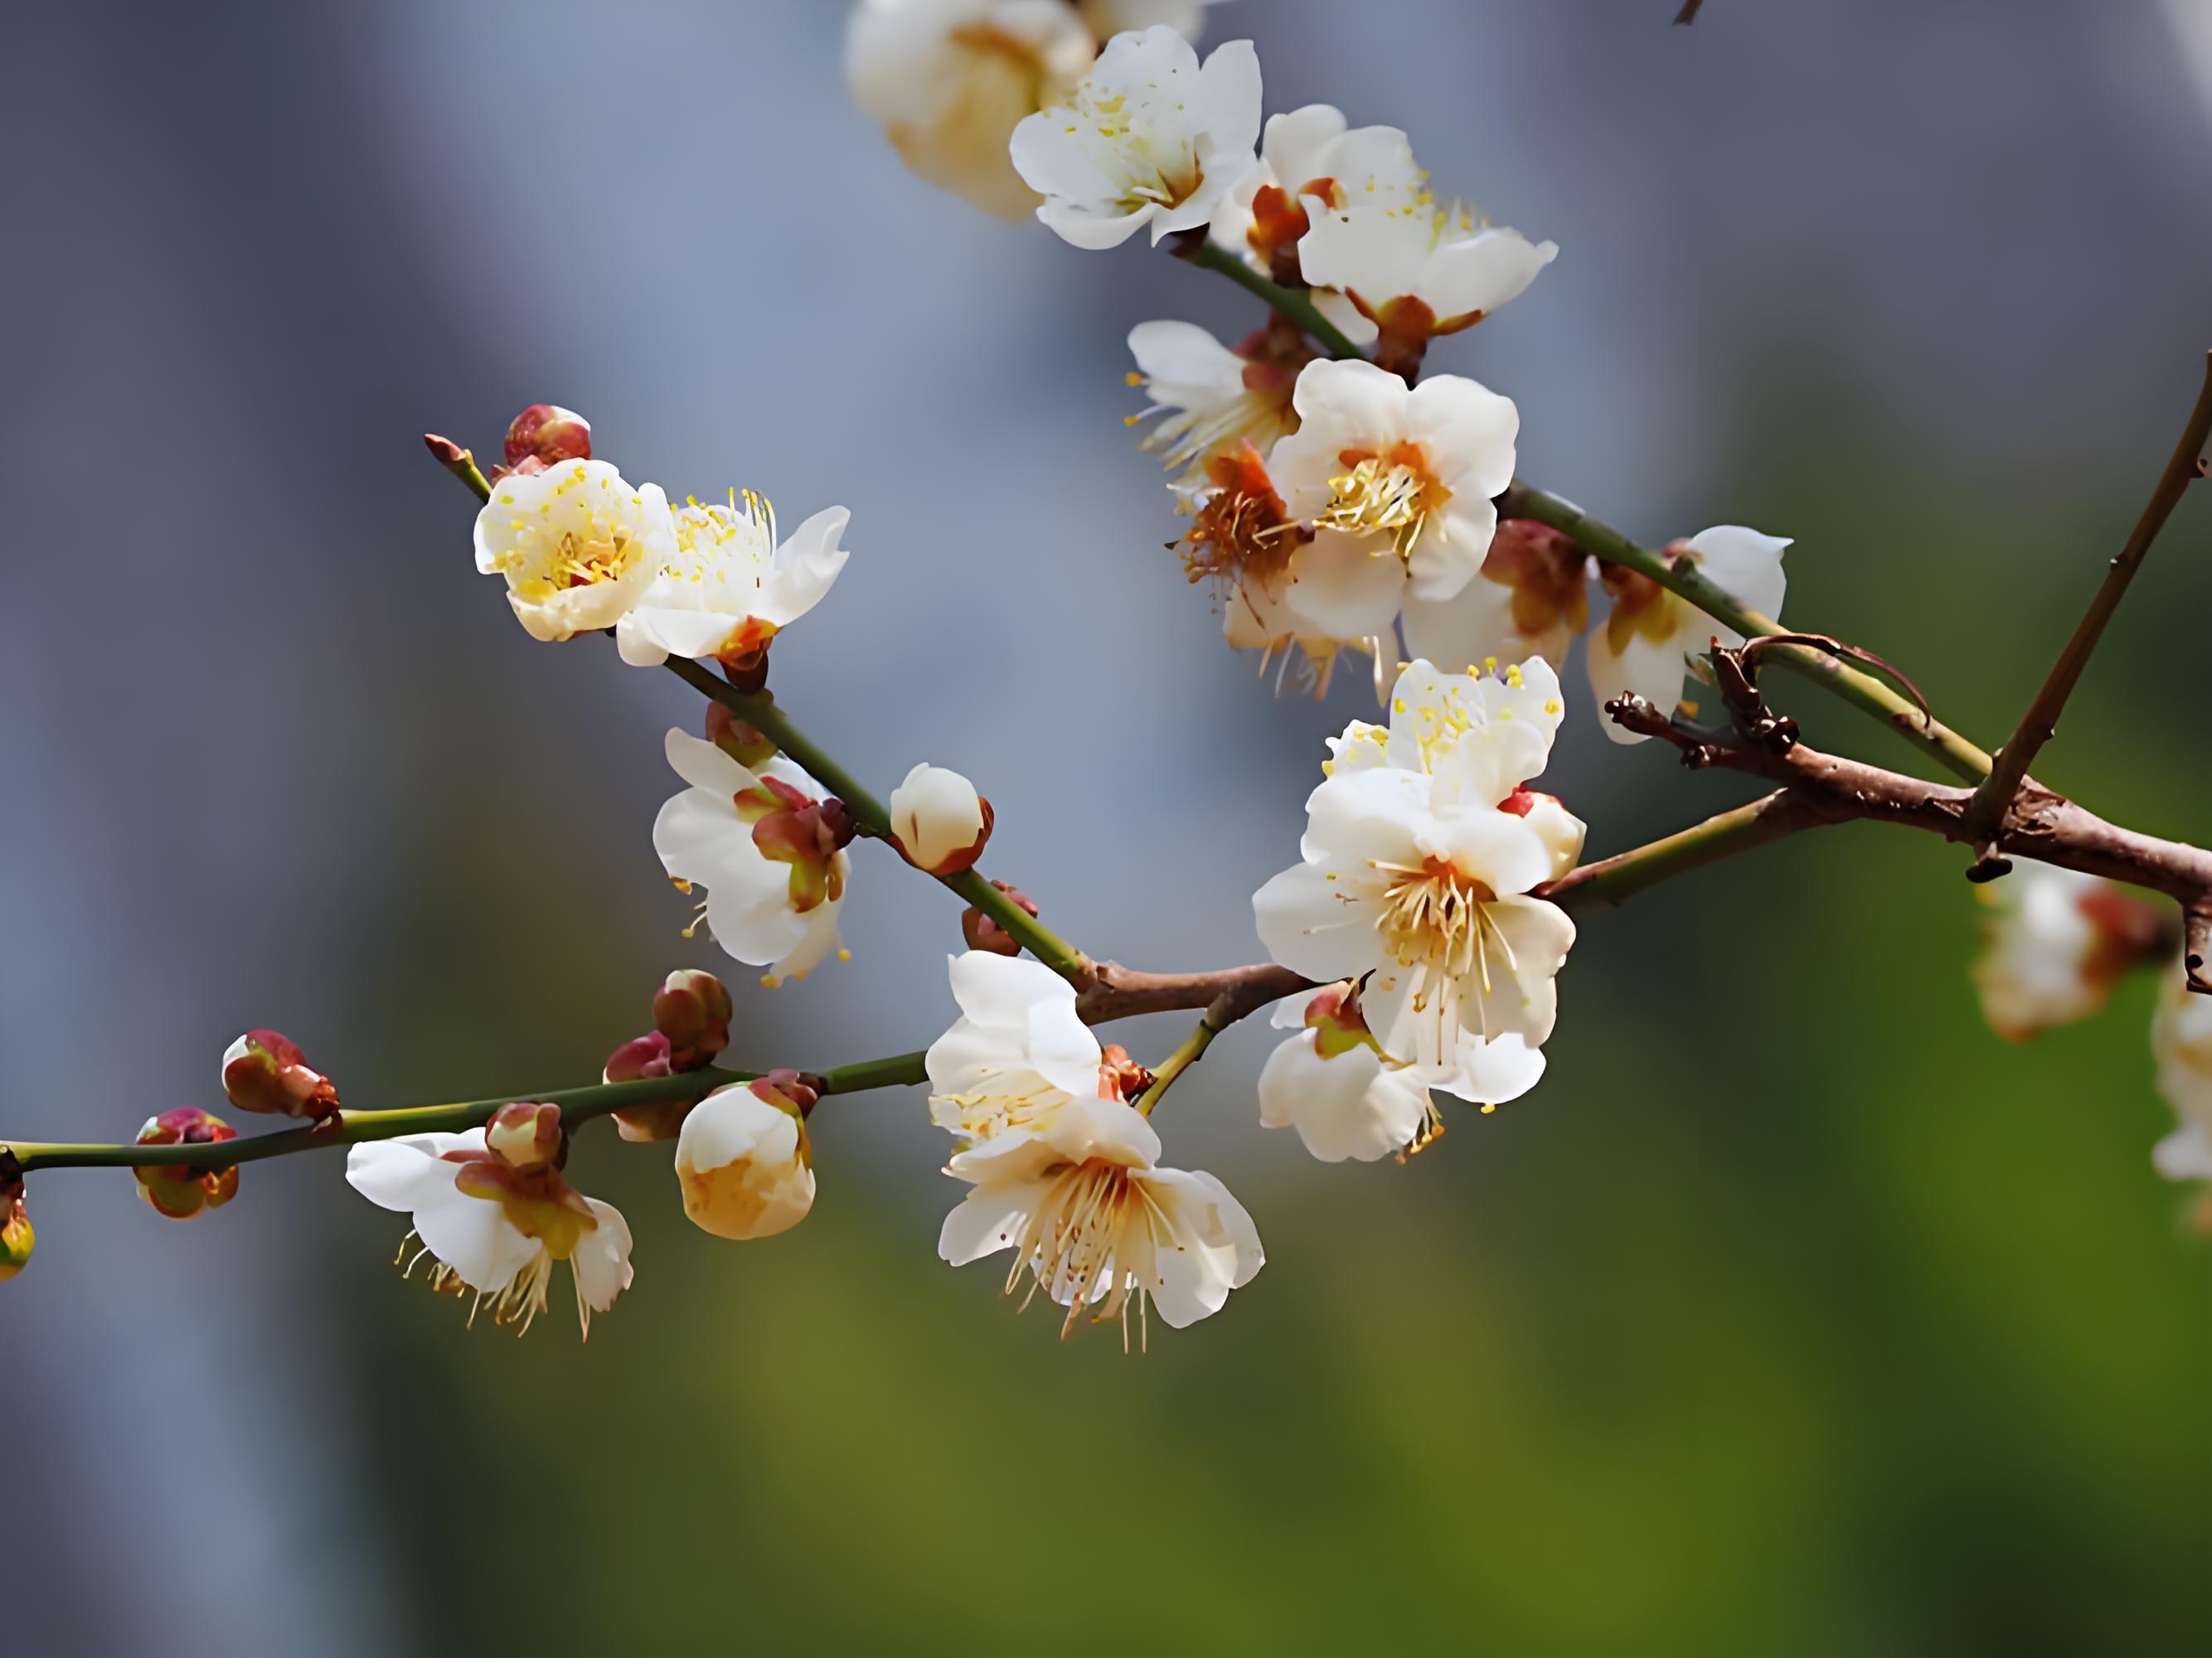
1960, 351, 2212, 866
1674, 0, 1705, 22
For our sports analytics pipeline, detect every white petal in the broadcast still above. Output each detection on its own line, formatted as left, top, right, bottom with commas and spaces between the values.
1280, 530, 1408, 639
410, 1179, 540, 1295
1684, 525, 1790, 631
570, 1197, 635, 1312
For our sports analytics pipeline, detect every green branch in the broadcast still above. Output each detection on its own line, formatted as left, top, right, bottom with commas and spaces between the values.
661, 656, 1094, 983
1177, 252, 1995, 783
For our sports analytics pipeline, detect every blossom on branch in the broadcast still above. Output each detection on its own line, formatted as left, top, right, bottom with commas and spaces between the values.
346, 1105, 633, 1339
939, 1093, 1264, 1341
1259, 981, 1548, 1163
474, 459, 675, 642
1010, 25, 1259, 250
1399, 518, 1593, 679
2153, 970, 2212, 1190
927, 951, 1108, 1144
1972, 861, 2164, 1042
1266, 360, 1520, 646
653, 730, 853, 986
1209, 104, 1414, 291
1126, 318, 1302, 502
890, 762, 992, 875
1586, 526, 1790, 744
133, 1108, 240, 1221
1254, 658, 1579, 1072
675, 1074, 817, 1240
1293, 128, 1556, 352
846, 0, 1095, 219
616, 495, 851, 670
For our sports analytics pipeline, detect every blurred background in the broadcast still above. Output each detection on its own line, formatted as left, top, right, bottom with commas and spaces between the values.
7, 1, 2212, 1651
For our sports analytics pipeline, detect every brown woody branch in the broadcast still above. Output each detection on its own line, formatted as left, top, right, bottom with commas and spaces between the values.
1611, 655, 2212, 992
1958, 352, 2212, 871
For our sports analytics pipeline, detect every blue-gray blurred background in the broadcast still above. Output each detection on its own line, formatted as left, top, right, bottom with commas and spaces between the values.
7, 1, 2212, 1651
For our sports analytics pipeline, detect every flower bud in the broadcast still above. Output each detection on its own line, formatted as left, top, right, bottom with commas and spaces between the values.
674, 1075, 816, 1240
652, 969, 733, 1068
221, 1030, 339, 1119
961, 880, 1039, 957
133, 1108, 240, 1220
705, 701, 778, 768
1097, 1044, 1154, 1103
503, 404, 592, 471
0, 1182, 32, 1282
890, 764, 992, 875
486, 1102, 564, 1172
604, 1030, 690, 1142
1501, 788, 1587, 884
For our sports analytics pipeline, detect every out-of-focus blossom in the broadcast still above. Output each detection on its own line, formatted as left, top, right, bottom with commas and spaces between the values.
1296, 128, 1556, 351
653, 730, 853, 986
1254, 659, 1577, 1071
1266, 360, 1519, 645
846, 0, 1095, 219
615, 494, 850, 669
474, 459, 675, 642
1973, 862, 2164, 1041
1587, 526, 1790, 743
133, 1108, 240, 1221
927, 952, 1105, 1144
1078, 0, 1220, 42
939, 1094, 1263, 1340
347, 1104, 632, 1339
1010, 25, 1259, 249
890, 763, 992, 875
2152, 969, 2212, 1191
1399, 519, 1592, 677
675, 1074, 817, 1240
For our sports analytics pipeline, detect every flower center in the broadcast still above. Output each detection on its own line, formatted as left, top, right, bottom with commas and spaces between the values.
499, 519, 638, 600
1005, 1157, 1157, 1345
1180, 444, 1303, 591
1323, 442, 1448, 560
1375, 856, 1496, 983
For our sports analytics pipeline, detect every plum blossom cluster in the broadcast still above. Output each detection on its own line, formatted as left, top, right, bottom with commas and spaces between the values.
9, 5, 2212, 1366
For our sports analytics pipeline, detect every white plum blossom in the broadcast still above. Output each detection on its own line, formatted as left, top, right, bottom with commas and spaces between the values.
2153, 970, 2212, 1187
1210, 106, 1410, 268
1127, 318, 1300, 501
675, 1079, 817, 1239
1399, 517, 1594, 679
1972, 861, 2160, 1042
890, 762, 991, 874
927, 952, 1106, 1144
1267, 360, 1520, 642
615, 495, 849, 668
846, 0, 1095, 219
1258, 982, 1546, 1163
652, 729, 850, 986
1587, 526, 1791, 745
474, 459, 675, 642
939, 1093, 1264, 1340
1254, 658, 1579, 1072
1010, 25, 1259, 250
1296, 129, 1557, 347
346, 1122, 633, 1338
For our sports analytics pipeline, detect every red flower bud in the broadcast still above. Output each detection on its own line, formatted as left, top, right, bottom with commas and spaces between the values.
221, 1030, 340, 1119
604, 1031, 691, 1142
503, 404, 592, 471
706, 701, 779, 768
133, 1108, 240, 1221
749, 1067, 819, 1119
652, 969, 734, 1068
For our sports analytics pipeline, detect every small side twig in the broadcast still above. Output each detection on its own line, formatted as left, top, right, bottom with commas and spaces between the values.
1959, 351, 2212, 864
1674, 0, 1705, 22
